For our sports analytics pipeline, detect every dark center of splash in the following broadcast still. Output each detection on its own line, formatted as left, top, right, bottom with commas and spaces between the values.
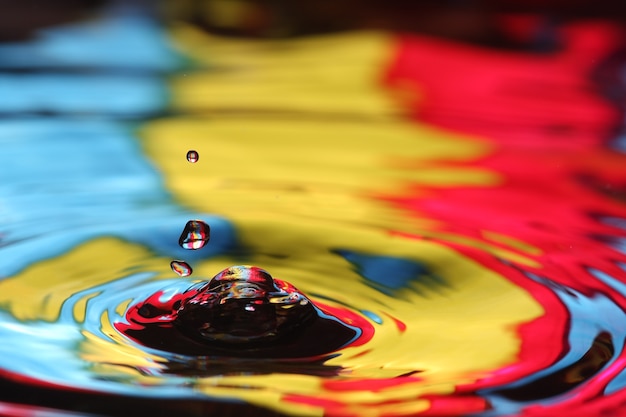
176, 265, 312, 344
117, 266, 359, 358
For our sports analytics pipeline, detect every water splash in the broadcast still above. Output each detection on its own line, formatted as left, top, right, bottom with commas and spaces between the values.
170, 260, 193, 277
117, 265, 360, 358
178, 220, 210, 250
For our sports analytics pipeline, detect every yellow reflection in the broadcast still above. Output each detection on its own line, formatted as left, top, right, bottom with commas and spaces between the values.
482, 230, 542, 256
197, 374, 324, 417
170, 25, 405, 118
81, 310, 166, 370
73, 292, 99, 323
0, 238, 164, 322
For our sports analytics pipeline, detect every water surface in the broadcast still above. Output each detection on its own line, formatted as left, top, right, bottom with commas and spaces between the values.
1, 7, 626, 417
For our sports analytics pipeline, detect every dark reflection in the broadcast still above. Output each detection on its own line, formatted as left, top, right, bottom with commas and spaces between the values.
158, 356, 343, 378
0, 0, 105, 40
118, 266, 359, 359
577, 173, 626, 204
494, 332, 614, 401
593, 49, 626, 104
0, 374, 284, 417
166, 0, 626, 50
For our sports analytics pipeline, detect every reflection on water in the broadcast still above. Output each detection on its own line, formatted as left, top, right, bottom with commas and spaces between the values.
1, 4, 626, 417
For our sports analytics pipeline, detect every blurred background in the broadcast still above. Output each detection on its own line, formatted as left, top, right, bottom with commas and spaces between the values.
2, 0, 626, 41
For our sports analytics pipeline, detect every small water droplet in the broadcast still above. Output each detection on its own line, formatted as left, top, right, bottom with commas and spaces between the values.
170, 260, 193, 277
178, 220, 210, 250
186, 150, 199, 163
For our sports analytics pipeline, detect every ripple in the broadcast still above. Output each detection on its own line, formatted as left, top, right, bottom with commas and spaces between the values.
2, 6, 626, 417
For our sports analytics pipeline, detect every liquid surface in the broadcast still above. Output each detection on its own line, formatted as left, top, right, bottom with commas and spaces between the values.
1, 6, 626, 417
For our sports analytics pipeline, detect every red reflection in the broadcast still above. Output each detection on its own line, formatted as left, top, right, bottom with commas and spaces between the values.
376, 16, 626, 416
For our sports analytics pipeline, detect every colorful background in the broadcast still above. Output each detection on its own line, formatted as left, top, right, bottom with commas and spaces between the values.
1, 2, 626, 416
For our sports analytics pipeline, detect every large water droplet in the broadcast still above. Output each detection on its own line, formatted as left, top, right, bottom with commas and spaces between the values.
186, 150, 199, 163
170, 260, 193, 277
178, 220, 210, 250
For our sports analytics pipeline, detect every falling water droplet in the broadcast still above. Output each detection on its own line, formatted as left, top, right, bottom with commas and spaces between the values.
178, 220, 211, 250
186, 150, 199, 163
170, 260, 193, 277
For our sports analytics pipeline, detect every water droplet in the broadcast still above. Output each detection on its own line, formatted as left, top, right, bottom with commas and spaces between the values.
186, 150, 199, 163
178, 220, 210, 250
170, 260, 193, 277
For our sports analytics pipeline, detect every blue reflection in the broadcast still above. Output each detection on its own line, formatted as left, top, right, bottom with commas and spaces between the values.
0, 9, 182, 71
0, 118, 236, 276
0, 74, 167, 116
334, 249, 446, 295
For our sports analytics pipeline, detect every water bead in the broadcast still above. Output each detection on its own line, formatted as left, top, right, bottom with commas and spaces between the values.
178, 220, 211, 250
186, 150, 199, 163
170, 260, 193, 277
